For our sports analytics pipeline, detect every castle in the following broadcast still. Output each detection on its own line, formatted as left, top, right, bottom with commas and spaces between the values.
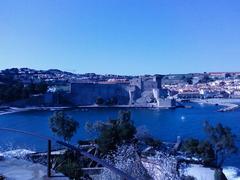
69, 75, 175, 108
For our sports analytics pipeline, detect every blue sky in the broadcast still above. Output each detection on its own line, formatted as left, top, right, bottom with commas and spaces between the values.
0, 0, 240, 75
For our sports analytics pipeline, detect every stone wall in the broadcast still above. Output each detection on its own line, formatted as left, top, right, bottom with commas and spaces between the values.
158, 98, 176, 108
129, 75, 173, 107
69, 83, 129, 105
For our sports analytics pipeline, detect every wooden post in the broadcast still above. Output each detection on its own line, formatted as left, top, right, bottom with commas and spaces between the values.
47, 139, 52, 177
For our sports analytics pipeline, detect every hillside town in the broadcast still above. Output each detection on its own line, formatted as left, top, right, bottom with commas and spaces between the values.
163, 72, 240, 99
1, 69, 240, 109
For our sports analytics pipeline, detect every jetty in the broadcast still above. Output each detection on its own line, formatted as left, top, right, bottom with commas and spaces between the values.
217, 104, 239, 112
191, 98, 240, 112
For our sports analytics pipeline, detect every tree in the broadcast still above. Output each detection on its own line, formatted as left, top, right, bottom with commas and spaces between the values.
26, 82, 48, 94
35, 82, 48, 94
0, 82, 24, 102
180, 138, 215, 165
105, 97, 118, 106
49, 111, 79, 142
186, 77, 193, 85
204, 121, 238, 168
199, 73, 213, 83
87, 110, 136, 154
181, 76, 193, 85
0, 79, 48, 103
96, 97, 105, 105
225, 73, 232, 79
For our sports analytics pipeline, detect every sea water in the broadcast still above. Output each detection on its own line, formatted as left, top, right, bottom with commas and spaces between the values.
0, 103, 240, 170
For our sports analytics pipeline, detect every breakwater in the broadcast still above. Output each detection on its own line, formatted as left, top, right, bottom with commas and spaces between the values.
191, 98, 240, 112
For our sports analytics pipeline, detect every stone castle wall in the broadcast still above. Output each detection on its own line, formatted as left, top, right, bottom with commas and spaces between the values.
69, 83, 129, 105
66, 75, 174, 107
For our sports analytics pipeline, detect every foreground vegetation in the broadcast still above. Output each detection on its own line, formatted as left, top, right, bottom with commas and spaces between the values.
48, 110, 238, 179
0, 71, 48, 103
181, 121, 238, 169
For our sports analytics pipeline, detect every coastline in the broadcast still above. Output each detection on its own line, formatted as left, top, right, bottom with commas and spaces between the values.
0, 106, 70, 116
1, 98, 240, 115
0, 104, 175, 116
191, 98, 240, 112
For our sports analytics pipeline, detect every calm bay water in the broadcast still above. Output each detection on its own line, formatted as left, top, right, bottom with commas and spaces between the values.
0, 103, 240, 168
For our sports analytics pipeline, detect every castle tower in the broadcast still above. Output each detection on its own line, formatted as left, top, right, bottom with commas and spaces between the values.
153, 75, 164, 89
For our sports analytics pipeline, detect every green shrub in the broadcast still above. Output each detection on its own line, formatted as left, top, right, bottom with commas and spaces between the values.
88, 111, 136, 154
96, 97, 105, 105
49, 111, 79, 142
204, 121, 238, 167
105, 97, 118, 106
181, 138, 215, 164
